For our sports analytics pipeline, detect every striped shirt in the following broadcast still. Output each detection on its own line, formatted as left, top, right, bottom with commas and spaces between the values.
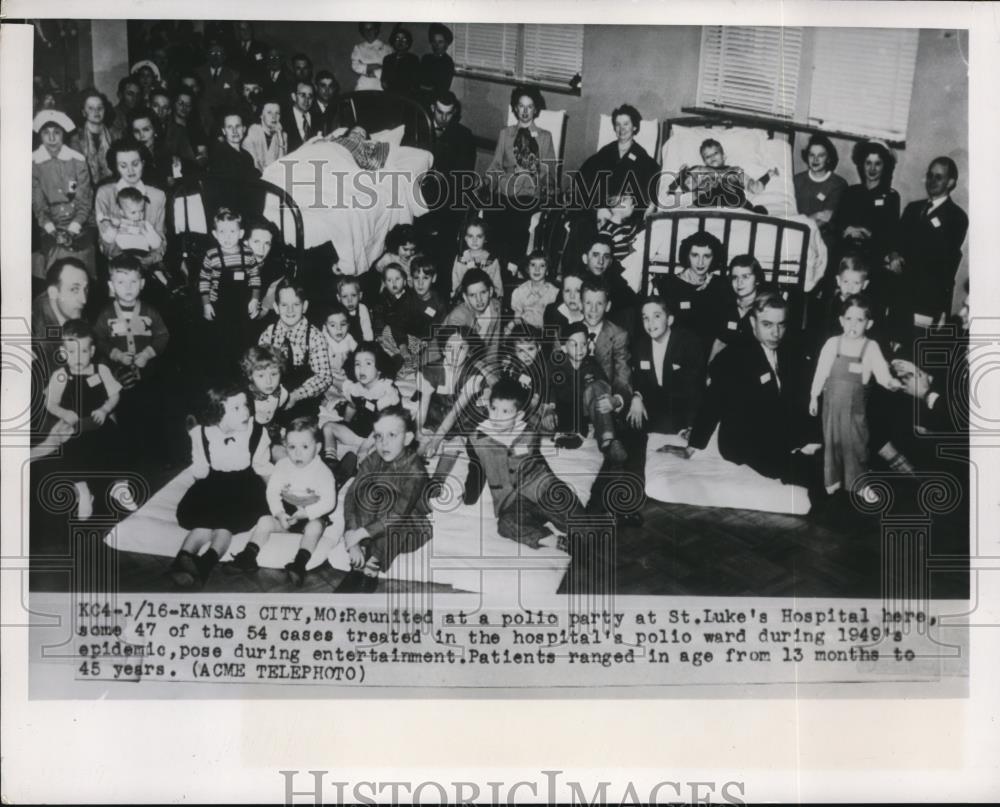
199, 244, 261, 303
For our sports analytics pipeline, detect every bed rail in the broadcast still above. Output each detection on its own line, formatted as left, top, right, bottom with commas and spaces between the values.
336, 90, 435, 151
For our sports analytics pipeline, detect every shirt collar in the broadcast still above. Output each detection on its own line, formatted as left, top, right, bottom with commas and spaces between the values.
927, 194, 949, 212
32, 145, 77, 164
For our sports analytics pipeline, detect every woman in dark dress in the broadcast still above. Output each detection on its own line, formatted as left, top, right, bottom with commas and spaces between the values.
833, 140, 900, 268
381, 26, 421, 99
576, 103, 660, 211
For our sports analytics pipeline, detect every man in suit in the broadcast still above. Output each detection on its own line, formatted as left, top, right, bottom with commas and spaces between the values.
312, 71, 341, 136
418, 90, 477, 296
887, 157, 969, 327
231, 21, 268, 75
195, 41, 241, 135
262, 47, 294, 99
686, 293, 821, 491
284, 81, 317, 153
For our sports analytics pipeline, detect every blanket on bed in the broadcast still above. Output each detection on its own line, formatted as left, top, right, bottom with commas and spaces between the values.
261, 139, 432, 275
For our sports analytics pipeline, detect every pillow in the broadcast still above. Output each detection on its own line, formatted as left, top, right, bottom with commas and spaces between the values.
370, 124, 405, 149
660, 124, 770, 180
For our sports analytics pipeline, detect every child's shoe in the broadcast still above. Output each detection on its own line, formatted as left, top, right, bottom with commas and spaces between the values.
284, 562, 305, 587
225, 545, 260, 575
169, 550, 199, 588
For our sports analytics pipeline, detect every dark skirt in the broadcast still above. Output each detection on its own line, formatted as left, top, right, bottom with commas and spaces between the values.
177, 468, 267, 532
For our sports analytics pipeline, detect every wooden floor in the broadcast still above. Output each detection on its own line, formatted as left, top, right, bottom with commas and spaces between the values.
29, 458, 970, 600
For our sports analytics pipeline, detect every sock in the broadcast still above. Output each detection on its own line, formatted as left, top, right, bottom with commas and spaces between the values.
196, 548, 219, 579
292, 548, 311, 571
243, 542, 260, 558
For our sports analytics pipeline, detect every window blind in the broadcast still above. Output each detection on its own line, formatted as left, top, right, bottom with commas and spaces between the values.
451, 23, 518, 78
522, 24, 584, 84
697, 25, 804, 119
807, 28, 919, 140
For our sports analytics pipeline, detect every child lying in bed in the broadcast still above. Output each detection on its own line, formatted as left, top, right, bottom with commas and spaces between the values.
670, 138, 779, 213
323, 125, 390, 170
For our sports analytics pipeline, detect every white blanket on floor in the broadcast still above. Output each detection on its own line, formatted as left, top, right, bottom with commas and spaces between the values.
261, 140, 432, 275
645, 431, 811, 515
106, 436, 604, 593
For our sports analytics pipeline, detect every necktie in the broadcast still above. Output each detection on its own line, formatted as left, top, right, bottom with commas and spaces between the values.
587, 330, 597, 356
923, 200, 935, 218
302, 113, 312, 139
212, 68, 219, 80
283, 332, 295, 366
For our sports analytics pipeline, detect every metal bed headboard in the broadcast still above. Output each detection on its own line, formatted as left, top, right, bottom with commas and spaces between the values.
168, 174, 306, 276
641, 208, 811, 306
336, 90, 436, 151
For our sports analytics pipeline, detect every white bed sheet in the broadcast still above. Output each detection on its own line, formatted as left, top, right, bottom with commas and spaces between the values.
105, 436, 604, 595
645, 431, 811, 515
261, 140, 433, 275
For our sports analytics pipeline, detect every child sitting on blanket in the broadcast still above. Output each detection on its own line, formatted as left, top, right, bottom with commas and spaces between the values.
169, 382, 273, 589
241, 345, 289, 461
337, 406, 432, 593
596, 193, 643, 263
510, 251, 559, 329
670, 138, 779, 213
227, 417, 337, 586
498, 320, 549, 426
452, 220, 503, 303
319, 341, 401, 460
809, 294, 901, 499
33, 319, 135, 519
321, 305, 358, 405
337, 276, 374, 343
373, 263, 421, 377
463, 378, 584, 550
545, 321, 621, 455
416, 325, 492, 490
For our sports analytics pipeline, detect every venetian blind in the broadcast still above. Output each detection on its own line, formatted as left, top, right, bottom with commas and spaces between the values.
697, 25, 804, 119
807, 28, 919, 140
522, 24, 584, 84
451, 23, 518, 78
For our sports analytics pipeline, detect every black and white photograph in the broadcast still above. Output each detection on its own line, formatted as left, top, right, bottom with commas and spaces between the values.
2, 1, 998, 802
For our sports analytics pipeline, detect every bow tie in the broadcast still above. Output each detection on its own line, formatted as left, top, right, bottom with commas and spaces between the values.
224, 436, 236, 445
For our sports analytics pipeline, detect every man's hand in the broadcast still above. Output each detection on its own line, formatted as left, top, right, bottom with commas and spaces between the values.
626, 396, 647, 429
891, 359, 932, 401
595, 394, 614, 415
248, 298, 260, 318
808, 397, 819, 417
843, 226, 872, 240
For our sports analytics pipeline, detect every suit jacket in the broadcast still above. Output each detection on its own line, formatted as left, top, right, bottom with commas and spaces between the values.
590, 319, 632, 404
689, 338, 810, 480
896, 197, 969, 316
632, 327, 705, 433
263, 69, 295, 101
31, 293, 66, 375
283, 105, 318, 152
196, 65, 241, 130
230, 39, 268, 74
310, 100, 340, 137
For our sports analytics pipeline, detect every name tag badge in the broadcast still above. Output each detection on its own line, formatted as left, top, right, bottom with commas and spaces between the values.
424, 306, 436, 317
640, 359, 651, 370
874, 198, 885, 207
680, 301, 691, 310
111, 320, 126, 336
849, 362, 864, 374
672, 363, 681, 371
518, 373, 531, 387
816, 192, 826, 202
931, 217, 941, 229
513, 445, 529, 456
86, 374, 102, 388
627, 153, 636, 162
365, 400, 376, 411
759, 372, 772, 385
435, 384, 450, 395
727, 321, 738, 331
232, 271, 245, 281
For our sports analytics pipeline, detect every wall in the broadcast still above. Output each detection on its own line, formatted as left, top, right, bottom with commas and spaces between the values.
88, 20, 129, 100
